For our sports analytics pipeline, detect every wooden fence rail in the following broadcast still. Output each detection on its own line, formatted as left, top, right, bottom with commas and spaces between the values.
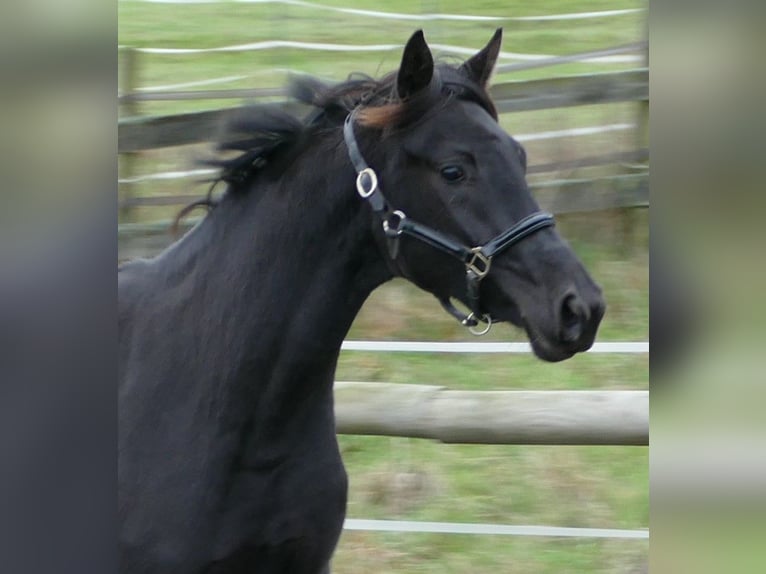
118, 68, 647, 153
334, 383, 648, 446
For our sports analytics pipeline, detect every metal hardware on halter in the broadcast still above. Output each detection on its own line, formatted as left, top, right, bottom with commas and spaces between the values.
355, 168, 378, 198
342, 110, 556, 336
466, 247, 491, 278
382, 210, 406, 259
382, 210, 406, 237
466, 313, 492, 336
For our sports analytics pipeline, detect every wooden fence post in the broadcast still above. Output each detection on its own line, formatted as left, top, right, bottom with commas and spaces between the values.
636, 32, 649, 154
622, 25, 650, 252
119, 47, 140, 222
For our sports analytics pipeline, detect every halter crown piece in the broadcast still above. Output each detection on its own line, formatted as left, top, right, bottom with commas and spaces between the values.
343, 111, 555, 336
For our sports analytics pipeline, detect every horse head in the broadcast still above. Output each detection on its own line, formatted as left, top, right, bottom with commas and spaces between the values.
348, 30, 605, 361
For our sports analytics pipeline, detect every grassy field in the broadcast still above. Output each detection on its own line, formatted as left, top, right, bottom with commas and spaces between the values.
119, 1, 648, 572
118, 0, 646, 116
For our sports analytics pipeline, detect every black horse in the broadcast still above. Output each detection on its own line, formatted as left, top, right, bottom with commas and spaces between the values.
119, 29, 605, 573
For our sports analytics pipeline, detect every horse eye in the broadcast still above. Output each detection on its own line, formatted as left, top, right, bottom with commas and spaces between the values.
440, 165, 465, 182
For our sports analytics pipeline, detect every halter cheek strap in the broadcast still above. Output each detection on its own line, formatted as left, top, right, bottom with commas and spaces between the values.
343, 112, 555, 335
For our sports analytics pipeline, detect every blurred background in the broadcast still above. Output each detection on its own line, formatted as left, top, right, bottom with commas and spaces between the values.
2, 0, 764, 572
118, 1, 648, 572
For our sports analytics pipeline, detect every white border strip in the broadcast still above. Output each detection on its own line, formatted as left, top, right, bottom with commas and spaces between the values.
344, 519, 648, 539
124, 41, 641, 64
129, 40, 400, 55
341, 341, 648, 354
118, 169, 216, 184
246, 0, 502, 21
122, 0, 644, 23
137, 74, 248, 92
516, 123, 636, 142
510, 9, 644, 22
116, 123, 639, 184
131, 68, 314, 93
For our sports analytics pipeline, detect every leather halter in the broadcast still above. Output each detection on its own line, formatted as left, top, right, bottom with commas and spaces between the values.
343, 111, 555, 335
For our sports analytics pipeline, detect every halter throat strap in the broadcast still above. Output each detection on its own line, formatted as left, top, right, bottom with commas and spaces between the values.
343, 112, 555, 334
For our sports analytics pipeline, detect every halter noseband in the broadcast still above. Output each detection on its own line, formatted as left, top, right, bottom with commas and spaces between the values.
343, 111, 555, 336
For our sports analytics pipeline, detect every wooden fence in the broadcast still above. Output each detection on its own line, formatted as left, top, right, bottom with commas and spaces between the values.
118, 67, 647, 151
118, 0, 648, 249
334, 383, 648, 446
117, 62, 648, 255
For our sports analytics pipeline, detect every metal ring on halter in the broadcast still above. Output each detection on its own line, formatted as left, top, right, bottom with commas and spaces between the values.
382, 210, 407, 237
355, 168, 378, 198
466, 247, 491, 278
465, 313, 492, 336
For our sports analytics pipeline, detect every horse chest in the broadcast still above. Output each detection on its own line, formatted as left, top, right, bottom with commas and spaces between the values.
209, 437, 348, 573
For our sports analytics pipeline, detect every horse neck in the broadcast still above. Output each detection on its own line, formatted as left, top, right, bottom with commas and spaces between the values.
185, 132, 392, 390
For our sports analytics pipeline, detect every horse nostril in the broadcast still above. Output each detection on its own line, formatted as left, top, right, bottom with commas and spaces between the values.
559, 292, 586, 343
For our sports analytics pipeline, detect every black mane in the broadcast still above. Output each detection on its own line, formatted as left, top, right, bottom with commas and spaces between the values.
176, 63, 495, 225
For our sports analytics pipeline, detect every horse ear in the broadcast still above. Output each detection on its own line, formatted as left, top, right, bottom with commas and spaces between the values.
396, 30, 434, 100
461, 28, 503, 88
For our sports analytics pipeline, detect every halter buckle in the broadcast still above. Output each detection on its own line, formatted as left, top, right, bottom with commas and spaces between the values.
466, 247, 491, 278
382, 210, 407, 237
464, 313, 492, 336
355, 168, 378, 198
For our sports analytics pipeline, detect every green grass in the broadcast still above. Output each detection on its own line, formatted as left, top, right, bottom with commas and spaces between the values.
119, 0, 646, 116
119, 3, 648, 571
335, 439, 647, 573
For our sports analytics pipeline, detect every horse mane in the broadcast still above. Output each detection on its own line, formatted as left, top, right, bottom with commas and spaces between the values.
174, 63, 496, 228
